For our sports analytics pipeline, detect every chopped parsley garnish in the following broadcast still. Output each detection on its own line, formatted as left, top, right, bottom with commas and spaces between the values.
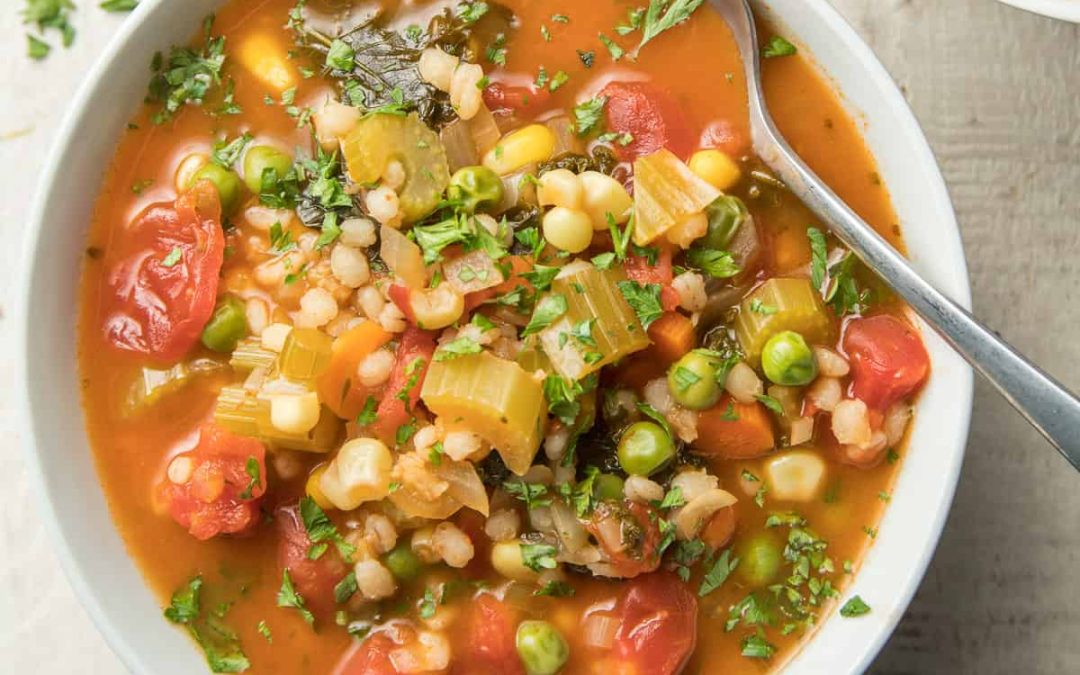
807, 226, 828, 290
749, 299, 778, 315
672, 365, 702, 392
100, 0, 139, 11
763, 35, 798, 58
636, 401, 674, 440
521, 264, 560, 291
23, 0, 75, 60
656, 486, 686, 510
740, 632, 776, 659
27, 34, 50, 60
238, 457, 261, 500
256, 620, 272, 643
315, 211, 342, 249
698, 548, 738, 596
839, 595, 871, 617
333, 572, 357, 604
419, 587, 438, 619
325, 38, 355, 71
549, 70, 570, 92
755, 394, 785, 416
686, 248, 740, 278
535, 580, 575, 597
486, 33, 507, 65
455, 1, 489, 24
164, 576, 250, 673
577, 49, 595, 68
210, 132, 252, 168
520, 542, 558, 572
299, 496, 356, 560
599, 33, 624, 60
637, 0, 706, 52
503, 480, 552, 510
277, 570, 314, 626
435, 336, 482, 362
617, 280, 664, 329
521, 293, 568, 337
146, 15, 227, 124
161, 247, 183, 268
572, 95, 607, 136
543, 373, 594, 425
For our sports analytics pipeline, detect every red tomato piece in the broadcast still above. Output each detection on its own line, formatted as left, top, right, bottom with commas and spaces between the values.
843, 315, 931, 411
625, 249, 680, 311
612, 573, 698, 675
699, 118, 750, 158
156, 424, 266, 540
372, 327, 437, 441
454, 594, 524, 675
482, 81, 551, 115
276, 502, 348, 617
388, 284, 417, 324
588, 502, 662, 579
334, 633, 398, 675
601, 81, 694, 162
102, 182, 224, 362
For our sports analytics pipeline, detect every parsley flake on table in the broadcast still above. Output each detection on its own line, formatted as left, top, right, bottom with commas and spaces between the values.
839, 595, 871, 617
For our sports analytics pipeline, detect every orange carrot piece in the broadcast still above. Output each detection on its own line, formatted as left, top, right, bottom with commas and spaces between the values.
694, 395, 776, 459
317, 321, 393, 419
647, 312, 696, 366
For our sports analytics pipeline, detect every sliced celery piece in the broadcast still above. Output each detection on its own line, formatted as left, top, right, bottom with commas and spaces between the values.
735, 278, 834, 366
278, 328, 332, 383
632, 148, 721, 246
538, 265, 651, 381
123, 359, 225, 417
341, 113, 450, 223
421, 351, 546, 476
516, 336, 552, 374
214, 384, 342, 453
230, 337, 278, 373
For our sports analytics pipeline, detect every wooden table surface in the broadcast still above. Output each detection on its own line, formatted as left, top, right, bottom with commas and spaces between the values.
0, 1, 1076, 672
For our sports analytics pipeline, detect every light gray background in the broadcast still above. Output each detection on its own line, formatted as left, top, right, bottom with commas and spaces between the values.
0, 1, 1076, 672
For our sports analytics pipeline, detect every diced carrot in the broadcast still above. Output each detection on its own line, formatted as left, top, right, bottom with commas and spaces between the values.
648, 312, 696, 366
694, 395, 776, 459
317, 322, 393, 419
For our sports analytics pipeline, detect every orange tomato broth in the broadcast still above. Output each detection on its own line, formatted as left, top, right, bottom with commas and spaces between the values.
77, 0, 907, 673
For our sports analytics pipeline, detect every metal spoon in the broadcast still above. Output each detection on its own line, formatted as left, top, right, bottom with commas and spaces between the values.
712, 0, 1080, 470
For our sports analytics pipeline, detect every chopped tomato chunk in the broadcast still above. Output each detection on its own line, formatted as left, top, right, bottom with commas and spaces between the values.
455, 594, 524, 675
334, 623, 447, 675
276, 502, 348, 617
843, 314, 930, 410
334, 633, 398, 675
102, 182, 224, 362
482, 81, 551, 115
371, 327, 436, 441
600, 81, 693, 162
588, 502, 662, 578
156, 423, 266, 540
699, 118, 750, 158
625, 248, 680, 311
612, 573, 697, 675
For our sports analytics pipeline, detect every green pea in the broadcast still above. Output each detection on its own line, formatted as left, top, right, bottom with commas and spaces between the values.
735, 532, 783, 588
190, 163, 243, 214
699, 195, 749, 249
593, 473, 625, 501
668, 350, 722, 410
761, 331, 818, 386
617, 421, 675, 477
200, 296, 247, 353
449, 165, 504, 213
515, 620, 569, 675
383, 543, 424, 581
242, 145, 293, 193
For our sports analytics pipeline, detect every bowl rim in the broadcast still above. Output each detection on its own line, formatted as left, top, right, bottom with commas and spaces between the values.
15, 0, 974, 673
995, 0, 1080, 22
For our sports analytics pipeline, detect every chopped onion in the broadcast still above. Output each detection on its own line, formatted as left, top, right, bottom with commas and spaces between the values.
437, 458, 490, 517
545, 115, 583, 158
469, 104, 502, 157
440, 119, 479, 173
583, 612, 619, 649
550, 500, 589, 553
674, 489, 738, 540
380, 224, 426, 288
444, 250, 505, 295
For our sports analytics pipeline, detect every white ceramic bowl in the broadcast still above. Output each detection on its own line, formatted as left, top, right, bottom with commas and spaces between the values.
997, 0, 1080, 22
16, 0, 973, 673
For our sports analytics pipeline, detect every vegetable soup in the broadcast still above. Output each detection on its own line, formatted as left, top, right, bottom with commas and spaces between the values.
77, 0, 930, 673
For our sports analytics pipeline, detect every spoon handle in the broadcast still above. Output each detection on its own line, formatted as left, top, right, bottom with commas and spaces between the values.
764, 138, 1080, 470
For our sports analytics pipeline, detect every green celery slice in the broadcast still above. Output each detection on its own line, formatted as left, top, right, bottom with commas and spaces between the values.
734, 277, 834, 365
123, 359, 226, 417
421, 351, 546, 476
214, 384, 341, 453
632, 148, 721, 245
539, 265, 651, 380
278, 328, 332, 383
230, 338, 277, 373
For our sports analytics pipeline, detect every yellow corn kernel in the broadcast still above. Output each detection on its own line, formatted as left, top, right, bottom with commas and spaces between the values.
483, 124, 557, 176
237, 32, 296, 94
490, 541, 540, 582
689, 149, 741, 191
305, 465, 334, 510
